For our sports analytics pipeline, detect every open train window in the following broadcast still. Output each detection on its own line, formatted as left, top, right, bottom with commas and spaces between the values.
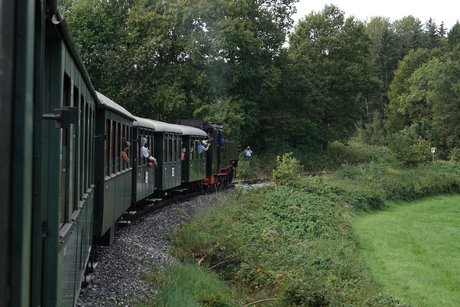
59, 74, 71, 226
117, 122, 121, 172
112, 121, 116, 174
106, 119, 111, 176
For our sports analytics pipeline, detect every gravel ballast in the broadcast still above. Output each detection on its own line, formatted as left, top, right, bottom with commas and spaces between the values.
77, 192, 227, 306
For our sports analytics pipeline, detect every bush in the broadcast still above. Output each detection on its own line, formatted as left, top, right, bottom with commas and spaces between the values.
388, 127, 432, 166
356, 110, 386, 146
449, 147, 460, 161
272, 152, 302, 185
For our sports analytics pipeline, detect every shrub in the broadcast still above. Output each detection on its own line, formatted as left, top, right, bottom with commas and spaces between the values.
236, 159, 254, 180
449, 147, 460, 161
388, 127, 432, 166
356, 110, 386, 146
272, 152, 302, 185
410, 137, 431, 164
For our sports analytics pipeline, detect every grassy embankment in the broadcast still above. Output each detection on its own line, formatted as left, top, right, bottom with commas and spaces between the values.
140, 142, 460, 306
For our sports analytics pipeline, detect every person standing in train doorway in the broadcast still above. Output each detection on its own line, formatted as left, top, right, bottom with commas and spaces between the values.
244, 146, 253, 160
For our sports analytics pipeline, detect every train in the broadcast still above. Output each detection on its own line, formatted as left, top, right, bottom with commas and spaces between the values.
1, 1, 239, 306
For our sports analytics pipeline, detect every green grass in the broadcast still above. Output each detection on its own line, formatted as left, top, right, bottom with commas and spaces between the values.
143, 263, 234, 307
353, 194, 460, 306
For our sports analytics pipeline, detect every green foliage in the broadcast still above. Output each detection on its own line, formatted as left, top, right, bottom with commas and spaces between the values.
336, 160, 460, 201
385, 48, 435, 133
387, 126, 432, 165
448, 147, 460, 161
272, 153, 301, 185
297, 141, 396, 173
356, 110, 386, 146
150, 263, 233, 307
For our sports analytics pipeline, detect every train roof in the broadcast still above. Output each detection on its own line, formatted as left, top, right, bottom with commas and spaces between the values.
171, 123, 207, 137
96, 92, 135, 119
133, 117, 183, 134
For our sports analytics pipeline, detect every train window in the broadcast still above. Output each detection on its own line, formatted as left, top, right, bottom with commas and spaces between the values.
138, 134, 142, 166
163, 138, 167, 162
121, 125, 125, 170
81, 96, 92, 192
169, 137, 173, 162
90, 105, 95, 184
112, 121, 116, 174
59, 74, 71, 226
106, 119, 111, 176
123, 124, 130, 170
129, 126, 133, 168
191, 139, 196, 160
175, 136, 179, 161
150, 135, 154, 165
79, 94, 84, 201
117, 122, 121, 172
173, 135, 176, 161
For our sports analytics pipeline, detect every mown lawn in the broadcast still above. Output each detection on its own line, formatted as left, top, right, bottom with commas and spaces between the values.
353, 194, 460, 307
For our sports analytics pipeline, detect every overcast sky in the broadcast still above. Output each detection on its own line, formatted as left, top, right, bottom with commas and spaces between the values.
293, 0, 460, 30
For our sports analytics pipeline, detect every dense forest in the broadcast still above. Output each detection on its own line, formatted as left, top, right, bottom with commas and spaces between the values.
62, 0, 460, 162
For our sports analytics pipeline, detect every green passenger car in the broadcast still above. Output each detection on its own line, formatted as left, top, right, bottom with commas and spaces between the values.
177, 125, 208, 183
149, 120, 183, 192
133, 117, 157, 202
36, 10, 98, 307
95, 92, 135, 245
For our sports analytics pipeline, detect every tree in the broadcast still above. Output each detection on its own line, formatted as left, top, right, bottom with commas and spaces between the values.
386, 48, 460, 157
421, 18, 440, 49
66, 0, 133, 98
393, 16, 423, 56
385, 48, 435, 133
448, 22, 460, 50
366, 17, 399, 90
288, 5, 374, 150
412, 54, 460, 154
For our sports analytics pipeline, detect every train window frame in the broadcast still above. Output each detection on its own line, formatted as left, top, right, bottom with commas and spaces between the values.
78, 94, 84, 201
111, 121, 116, 174
59, 74, 71, 226
73, 85, 80, 209
106, 119, 111, 177
117, 122, 121, 172
86, 100, 90, 187
138, 133, 142, 166
90, 105, 95, 185
169, 135, 173, 163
